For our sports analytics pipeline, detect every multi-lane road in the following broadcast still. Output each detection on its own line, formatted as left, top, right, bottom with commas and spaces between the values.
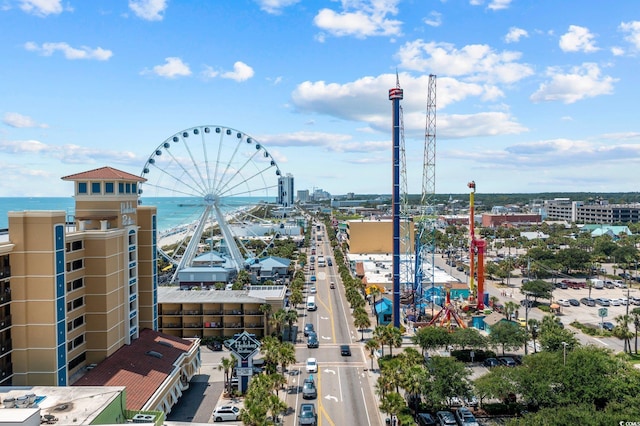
282, 224, 383, 426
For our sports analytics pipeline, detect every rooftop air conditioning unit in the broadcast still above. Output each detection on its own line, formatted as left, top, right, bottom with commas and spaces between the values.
132, 414, 155, 423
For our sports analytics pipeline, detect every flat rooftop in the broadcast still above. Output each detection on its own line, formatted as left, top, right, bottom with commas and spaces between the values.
158, 285, 287, 303
0, 385, 125, 424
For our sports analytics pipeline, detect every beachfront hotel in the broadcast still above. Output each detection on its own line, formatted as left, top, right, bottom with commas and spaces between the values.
0, 166, 160, 386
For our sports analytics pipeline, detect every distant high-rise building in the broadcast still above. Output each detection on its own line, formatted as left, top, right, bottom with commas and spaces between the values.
277, 173, 294, 207
297, 189, 310, 203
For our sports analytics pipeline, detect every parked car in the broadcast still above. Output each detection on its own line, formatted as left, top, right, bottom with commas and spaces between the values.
580, 297, 596, 307
298, 403, 317, 426
340, 345, 352, 356
498, 356, 517, 367
595, 298, 611, 306
557, 299, 570, 307
327, 258, 332, 266
304, 323, 315, 337
602, 321, 614, 331
464, 395, 479, 408
454, 407, 480, 426
416, 413, 437, 426
302, 377, 317, 399
483, 358, 500, 368
310, 275, 316, 282
207, 340, 223, 351
305, 357, 318, 373
611, 298, 621, 306
435, 410, 457, 426
212, 405, 240, 422
310, 286, 317, 294
568, 298, 580, 306
517, 318, 527, 327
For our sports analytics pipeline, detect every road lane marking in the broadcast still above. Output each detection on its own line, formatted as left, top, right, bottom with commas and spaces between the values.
360, 387, 372, 426
324, 395, 338, 402
593, 338, 609, 346
337, 367, 343, 402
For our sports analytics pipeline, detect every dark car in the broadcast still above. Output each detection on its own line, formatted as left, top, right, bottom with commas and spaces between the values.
602, 321, 614, 331
580, 297, 596, 307
483, 357, 500, 368
327, 258, 333, 266
307, 334, 319, 348
499, 356, 517, 367
435, 410, 457, 426
302, 377, 317, 399
568, 298, 580, 307
520, 299, 535, 307
304, 323, 315, 337
298, 403, 317, 426
340, 345, 351, 356
207, 341, 223, 351
416, 413, 437, 426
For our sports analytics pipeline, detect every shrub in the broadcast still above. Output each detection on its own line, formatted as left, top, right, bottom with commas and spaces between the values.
451, 349, 497, 362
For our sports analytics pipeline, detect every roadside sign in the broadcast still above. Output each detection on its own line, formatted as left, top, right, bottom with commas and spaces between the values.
235, 367, 253, 376
227, 331, 261, 361
598, 308, 608, 318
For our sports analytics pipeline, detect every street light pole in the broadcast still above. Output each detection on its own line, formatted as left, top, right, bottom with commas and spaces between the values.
562, 341, 568, 366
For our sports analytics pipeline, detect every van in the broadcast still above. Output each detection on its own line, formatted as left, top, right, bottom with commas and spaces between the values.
306, 296, 317, 311
591, 279, 604, 289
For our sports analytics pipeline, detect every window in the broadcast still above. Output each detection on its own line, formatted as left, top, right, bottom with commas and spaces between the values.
128, 234, 136, 245
68, 352, 86, 370
66, 259, 84, 272
132, 183, 137, 193
78, 182, 87, 194
66, 278, 84, 292
91, 182, 101, 194
125, 183, 131, 193
67, 315, 85, 332
67, 334, 85, 351
65, 240, 83, 253
66, 296, 84, 312
105, 182, 114, 193
118, 182, 125, 193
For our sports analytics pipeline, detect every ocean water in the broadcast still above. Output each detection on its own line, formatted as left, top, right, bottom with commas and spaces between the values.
0, 197, 271, 232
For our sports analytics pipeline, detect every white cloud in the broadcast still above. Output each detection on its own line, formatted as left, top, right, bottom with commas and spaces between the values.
145, 57, 192, 78
202, 66, 219, 80
611, 46, 625, 56
129, 0, 167, 21
24, 41, 113, 60
0, 139, 140, 165
559, 25, 599, 53
254, 0, 300, 15
291, 72, 526, 140
504, 27, 528, 43
469, 0, 513, 11
2, 112, 48, 128
619, 21, 640, 50
423, 11, 442, 27
396, 40, 534, 84
19, 0, 65, 16
530, 63, 617, 104
313, 0, 402, 39
221, 61, 255, 82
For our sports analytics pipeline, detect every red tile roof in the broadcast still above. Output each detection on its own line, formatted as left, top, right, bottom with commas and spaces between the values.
61, 166, 146, 182
73, 329, 195, 410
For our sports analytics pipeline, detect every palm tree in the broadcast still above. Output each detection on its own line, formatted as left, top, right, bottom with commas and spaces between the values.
379, 391, 405, 424
218, 356, 236, 394
369, 286, 382, 323
259, 303, 272, 335
277, 342, 297, 374
489, 295, 500, 309
632, 307, 640, 354
354, 309, 371, 341
284, 309, 298, 342
373, 325, 389, 357
400, 364, 426, 418
614, 314, 633, 354
270, 308, 288, 340
365, 338, 380, 371
386, 326, 403, 357
504, 301, 519, 320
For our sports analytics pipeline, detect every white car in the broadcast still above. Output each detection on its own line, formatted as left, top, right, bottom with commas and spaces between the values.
306, 357, 318, 373
212, 405, 240, 422
610, 298, 621, 306
310, 286, 317, 294
557, 299, 570, 307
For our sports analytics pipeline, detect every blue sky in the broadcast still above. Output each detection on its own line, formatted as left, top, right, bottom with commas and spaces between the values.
1, 0, 640, 197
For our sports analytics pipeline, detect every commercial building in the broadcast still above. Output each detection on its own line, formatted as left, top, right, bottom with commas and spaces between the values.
277, 173, 295, 207
345, 218, 415, 255
544, 198, 583, 222
576, 203, 640, 224
481, 213, 542, 228
3, 166, 157, 386
157, 285, 287, 339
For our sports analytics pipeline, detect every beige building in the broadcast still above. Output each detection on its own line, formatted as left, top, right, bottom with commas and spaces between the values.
346, 218, 415, 254
2, 166, 158, 386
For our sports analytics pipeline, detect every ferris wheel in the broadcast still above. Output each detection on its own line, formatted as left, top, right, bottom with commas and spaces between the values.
140, 125, 283, 284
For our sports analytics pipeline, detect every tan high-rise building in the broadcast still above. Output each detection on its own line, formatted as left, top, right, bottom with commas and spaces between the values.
5, 166, 157, 386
